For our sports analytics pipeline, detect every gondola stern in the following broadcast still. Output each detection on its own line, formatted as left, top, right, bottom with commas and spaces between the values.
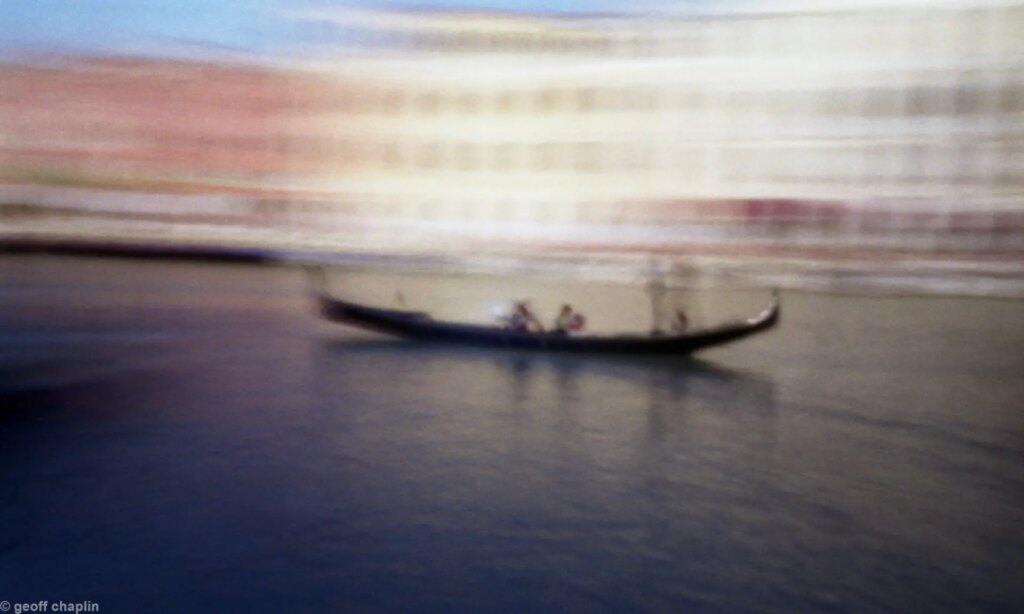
763, 289, 782, 328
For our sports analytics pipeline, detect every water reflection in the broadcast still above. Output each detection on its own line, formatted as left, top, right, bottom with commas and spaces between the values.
306, 339, 795, 609
315, 338, 778, 460
320, 338, 773, 399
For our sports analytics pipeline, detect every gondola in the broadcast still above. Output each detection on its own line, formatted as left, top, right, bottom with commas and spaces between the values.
317, 287, 780, 355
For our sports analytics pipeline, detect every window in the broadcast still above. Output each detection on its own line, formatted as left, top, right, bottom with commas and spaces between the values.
417, 143, 439, 169
494, 143, 513, 170
578, 88, 597, 112
496, 91, 514, 113
539, 89, 558, 113
459, 93, 480, 114
419, 91, 439, 114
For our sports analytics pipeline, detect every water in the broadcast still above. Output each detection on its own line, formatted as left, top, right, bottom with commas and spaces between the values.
2, 255, 1023, 612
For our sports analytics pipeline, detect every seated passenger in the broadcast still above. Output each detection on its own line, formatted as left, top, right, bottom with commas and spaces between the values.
510, 301, 543, 333
553, 305, 586, 335
553, 304, 574, 334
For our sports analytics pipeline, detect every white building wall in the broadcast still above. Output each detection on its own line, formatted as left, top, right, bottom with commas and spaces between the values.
281, 3, 1024, 253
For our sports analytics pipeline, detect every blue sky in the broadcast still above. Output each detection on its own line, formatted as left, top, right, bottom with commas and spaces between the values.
0, 0, 284, 55
0, 0, 696, 57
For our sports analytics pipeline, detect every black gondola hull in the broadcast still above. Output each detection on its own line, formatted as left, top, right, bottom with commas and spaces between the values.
319, 292, 780, 355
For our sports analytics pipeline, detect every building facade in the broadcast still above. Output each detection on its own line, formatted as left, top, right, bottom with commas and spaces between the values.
2, 2, 1023, 269
283, 3, 1024, 255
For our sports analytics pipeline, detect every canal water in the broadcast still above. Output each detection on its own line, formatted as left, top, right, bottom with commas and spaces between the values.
1, 255, 1023, 612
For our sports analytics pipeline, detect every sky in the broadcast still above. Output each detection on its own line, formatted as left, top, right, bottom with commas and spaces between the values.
0, 0, 984, 58
0, 0, 702, 58
0, 0, 285, 56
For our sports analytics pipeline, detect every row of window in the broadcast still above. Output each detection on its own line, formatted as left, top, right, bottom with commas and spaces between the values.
296, 9, 1023, 58
323, 82, 1024, 117
296, 138, 1024, 185
273, 199, 1024, 243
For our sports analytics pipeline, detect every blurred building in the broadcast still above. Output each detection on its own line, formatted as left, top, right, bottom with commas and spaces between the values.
0, 58, 298, 178
2, 1, 1023, 278
285, 3, 1024, 256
